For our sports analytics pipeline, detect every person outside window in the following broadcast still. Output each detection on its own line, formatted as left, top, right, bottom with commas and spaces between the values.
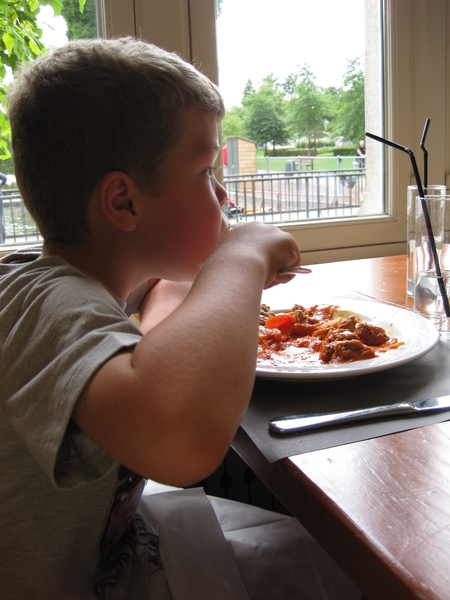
356, 140, 365, 168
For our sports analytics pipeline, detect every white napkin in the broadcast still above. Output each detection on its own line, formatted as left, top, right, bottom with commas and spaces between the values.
139, 486, 250, 600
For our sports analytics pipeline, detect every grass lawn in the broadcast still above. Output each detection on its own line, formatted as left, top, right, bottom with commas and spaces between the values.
256, 155, 358, 172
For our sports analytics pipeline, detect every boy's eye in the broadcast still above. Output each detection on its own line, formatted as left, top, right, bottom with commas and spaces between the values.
205, 165, 218, 178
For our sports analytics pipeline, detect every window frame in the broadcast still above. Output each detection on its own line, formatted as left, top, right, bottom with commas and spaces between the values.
98, 0, 450, 264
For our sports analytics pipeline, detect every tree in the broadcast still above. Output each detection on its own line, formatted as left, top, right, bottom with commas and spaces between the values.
221, 105, 244, 140
287, 65, 326, 155
0, 0, 64, 159
241, 74, 288, 154
282, 74, 297, 99
331, 58, 365, 143
321, 85, 339, 139
242, 78, 254, 100
61, 0, 96, 40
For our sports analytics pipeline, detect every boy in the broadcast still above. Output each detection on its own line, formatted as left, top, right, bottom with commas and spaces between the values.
0, 38, 360, 599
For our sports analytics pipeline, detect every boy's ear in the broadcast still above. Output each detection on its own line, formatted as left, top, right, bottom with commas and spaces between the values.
97, 171, 140, 232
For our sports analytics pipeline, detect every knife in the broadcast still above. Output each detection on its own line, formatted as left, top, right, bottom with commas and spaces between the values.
269, 395, 450, 434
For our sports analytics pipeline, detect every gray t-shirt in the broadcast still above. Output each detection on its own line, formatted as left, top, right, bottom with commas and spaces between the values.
0, 249, 161, 599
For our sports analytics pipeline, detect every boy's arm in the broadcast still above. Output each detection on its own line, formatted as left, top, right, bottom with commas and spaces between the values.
73, 222, 300, 487
138, 280, 192, 334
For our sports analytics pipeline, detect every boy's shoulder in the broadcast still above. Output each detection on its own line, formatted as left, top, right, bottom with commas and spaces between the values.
0, 247, 141, 404
0, 246, 146, 317
0, 247, 127, 320
0, 245, 42, 270
0, 248, 83, 297
2, 246, 96, 285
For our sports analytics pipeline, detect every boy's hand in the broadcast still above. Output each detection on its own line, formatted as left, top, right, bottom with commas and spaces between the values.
214, 221, 301, 289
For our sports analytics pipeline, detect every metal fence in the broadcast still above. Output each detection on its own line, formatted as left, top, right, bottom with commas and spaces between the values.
0, 190, 41, 245
224, 167, 366, 223
0, 163, 366, 245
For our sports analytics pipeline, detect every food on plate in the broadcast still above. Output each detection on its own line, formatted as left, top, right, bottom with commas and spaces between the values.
258, 303, 403, 367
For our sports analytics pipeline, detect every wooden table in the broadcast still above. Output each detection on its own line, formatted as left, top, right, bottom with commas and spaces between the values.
233, 255, 450, 600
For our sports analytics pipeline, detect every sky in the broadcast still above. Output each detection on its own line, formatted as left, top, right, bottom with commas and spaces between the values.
37, 6, 68, 47
215, 0, 365, 108
35, 1, 365, 110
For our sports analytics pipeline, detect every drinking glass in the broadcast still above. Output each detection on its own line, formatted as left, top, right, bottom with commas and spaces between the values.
407, 185, 446, 296
414, 194, 450, 337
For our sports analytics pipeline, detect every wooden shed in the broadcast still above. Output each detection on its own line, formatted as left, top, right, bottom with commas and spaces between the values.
226, 136, 257, 175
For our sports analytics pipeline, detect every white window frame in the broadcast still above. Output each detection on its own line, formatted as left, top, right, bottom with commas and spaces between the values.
97, 0, 450, 264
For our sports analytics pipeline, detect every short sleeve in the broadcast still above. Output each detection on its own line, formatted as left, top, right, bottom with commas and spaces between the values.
0, 259, 143, 488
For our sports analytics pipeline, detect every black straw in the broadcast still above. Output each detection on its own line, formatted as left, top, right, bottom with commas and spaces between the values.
420, 118, 430, 190
366, 131, 450, 317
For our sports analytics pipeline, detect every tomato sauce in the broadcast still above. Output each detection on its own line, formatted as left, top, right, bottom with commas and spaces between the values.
258, 304, 403, 367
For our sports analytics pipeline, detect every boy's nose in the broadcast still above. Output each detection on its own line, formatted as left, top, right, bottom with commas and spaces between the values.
216, 179, 227, 207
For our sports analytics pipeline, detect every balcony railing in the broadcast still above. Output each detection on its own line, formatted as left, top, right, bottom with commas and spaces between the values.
224, 166, 366, 223
0, 190, 41, 246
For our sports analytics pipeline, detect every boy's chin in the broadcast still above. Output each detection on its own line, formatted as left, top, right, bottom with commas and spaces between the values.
170, 270, 197, 284
221, 213, 231, 238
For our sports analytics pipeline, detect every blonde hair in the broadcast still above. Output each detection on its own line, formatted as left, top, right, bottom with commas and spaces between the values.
7, 37, 225, 244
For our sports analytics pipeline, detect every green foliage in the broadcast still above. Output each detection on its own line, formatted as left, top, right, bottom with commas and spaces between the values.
241, 74, 289, 155
332, 146, 357, 156
0, 153, 14, 173
221, 105, 244, 140
282, 74, 296, 99
287, 65, 327, 155
61, 0, 96, 40
0, 0, 63, 161
329, 58, 365, 143
222, 58, 365, 155
260, 148, 314, 157
316, 146, 335, 156
242, 79, 254, 99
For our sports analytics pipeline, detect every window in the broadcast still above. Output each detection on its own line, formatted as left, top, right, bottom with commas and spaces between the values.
216, 1, 375, 230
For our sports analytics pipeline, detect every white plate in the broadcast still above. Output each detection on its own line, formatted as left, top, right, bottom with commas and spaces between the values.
256, 300, 439, 380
